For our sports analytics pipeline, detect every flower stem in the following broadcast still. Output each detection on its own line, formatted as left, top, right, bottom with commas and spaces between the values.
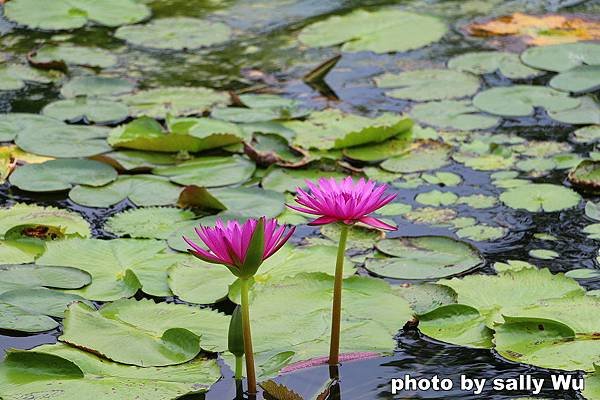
240, 278, 257, 395
329, 223, 349, 366
234, 355, 243, 380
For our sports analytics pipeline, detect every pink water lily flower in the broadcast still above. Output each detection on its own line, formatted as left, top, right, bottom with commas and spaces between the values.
183, 217, 295, 278
288, 176, 397, 230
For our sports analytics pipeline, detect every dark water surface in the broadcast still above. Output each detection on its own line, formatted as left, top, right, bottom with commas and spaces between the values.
1, 0, 600, 399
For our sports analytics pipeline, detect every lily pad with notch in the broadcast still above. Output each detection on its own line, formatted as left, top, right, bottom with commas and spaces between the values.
28, 44, 118, 70
410, 100, 499, 130
500, 183, 581, 212
448, 51, 543, 79
42, 98, 129, 124
152, 155, 255, 187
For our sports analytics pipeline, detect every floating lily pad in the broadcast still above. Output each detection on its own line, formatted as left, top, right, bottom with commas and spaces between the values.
404, 207, 457, 225
0, 203, 89, 238
439, 268, 584, 326
415, 190, 458, 206
298, 8, 447, 54
585, 366, 600, 400
456, 225, 507, 241
0, 264, 91, 295
375, 69, 480, 101
29, 44, 118, 69
105, 207, 196, 240
0, 343, 221, 399
418, 304, 493, 348
571, 125, 600, 143
0, 64, 54, 90
0, 288, 89, 333
564, 268, 600, 279
454, 152, 516, 171
410, 100, 499, 130
520, 42, 600, 72
261, 167, 347, 193
117, 87, 230, 119
343, 137, 412, 162
568, 160, 600, 190
472, 85, 580, 117
42, 98, 129, 124
500, 183, 581, 212
548, 95, 600, 125
457, 194, 497, 209
366, 236, 483, 280
394, 282, 456, 315
60, 76, 136, 98
0, 239, 46, 264
93, 150, 177, 171
0, 113, 59, 142
9, 159, 117, 192
381, 141, 451, 173
529, 249, 559, 260
550, 65, 600, 94
587, 202, 600, 221
422, 172, 462, 186
15, 122, 111, 158
286, 110, 411, 150
448, 51, 543, 79
4, 0, 151, 30
495, 296, 600, 372
152, 155, 255, 187
116, 17, 232, 50
69, 175, 181, 208
36, 238, 180, 300
493, 260, 536, 273
60, 299, 229, 366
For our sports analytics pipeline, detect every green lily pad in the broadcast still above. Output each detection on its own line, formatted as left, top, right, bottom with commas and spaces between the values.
36, 238, 180, 300
4, 0, 151, 30
565, 269, 600, 279
60, 76, 136, 98
548, 95, 600, 125
42, 98, 129, 124
454, 152, 516, 171
421, 172, 462, 186
0, 288, 89, 333
448, 51, 543, 79
105, 207, 196, 239
343, 137, 412, 162
585, 366, 600, 399
29, 44, 118, 69
0, 264, 91, 295
366, 236, 483, 280
92, 150, 178, 171
0, 113, 59, 142
584, 223, 600, 240
0, 203, 90, 238
0, 239, 46, 264
520, 42, 600, 72
529, 249, 559, 260
9, 159, 117, 192
0, 64, 54, 91
493, 260, 536, 273
394, 282, 457, 315
495, 297, 600, 372
15, 122, 111, 158
418, 304, 493, 348
286, 110, 411, 150
60, 299, 228, 366
568, 160, 600, 190
410, 100, 499, 130
377, 202, 412, 216
455, 225, 507, 241
261, 167, 347, 193
0, 343, 221, 399
403, 207, 457, 225
439, 268, 584, 327
152, 155, 255, 187
550, 65, 600, 94
375, 69, 480, 101
298, 8, 447, 54
117, 87, 230, 119
415, 190, 458, 206
116, 17, 231, 50
500, 183, 581, 212
457, 194, 497, 209
381, 141, 451, 173
69, 175, 182, 208
320, 223, 383, 252
472, 85, 580, 117
571, 125, 600, 144
168, 258, 235, 305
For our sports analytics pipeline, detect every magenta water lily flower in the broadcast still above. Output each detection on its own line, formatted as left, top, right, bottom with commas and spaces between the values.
183, 217, 295, 279
287, 176, 397, 367
183, 217, 294, 396
288, 176, 397, 230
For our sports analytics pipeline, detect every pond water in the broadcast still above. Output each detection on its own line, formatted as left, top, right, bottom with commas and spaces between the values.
1, 0, 599, 399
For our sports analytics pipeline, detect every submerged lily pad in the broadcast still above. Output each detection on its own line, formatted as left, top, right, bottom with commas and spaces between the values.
36, 238, 179, 300
375, 69, 480, 101
115, 17, 232, 50
105, 207, 196, 240
410, 100, 499, 130
117, 87, 230, 119
29, 44, 118, 69
42, 98, 129, 124
520, 42, 600, 72
9, 159, 117, 192
366, 236, 483, 280
4, 0, 151, 30
0, 343, 221, 398
472, 85, 580, 117
152, 156, 255, 187
69, 175, 181, 208
500, 183, 581, 212
298, 8, 447, 54
448, 51, 543, 79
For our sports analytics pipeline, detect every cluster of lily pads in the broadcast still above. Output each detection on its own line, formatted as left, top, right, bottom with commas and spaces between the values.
0, 0, 600, 399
